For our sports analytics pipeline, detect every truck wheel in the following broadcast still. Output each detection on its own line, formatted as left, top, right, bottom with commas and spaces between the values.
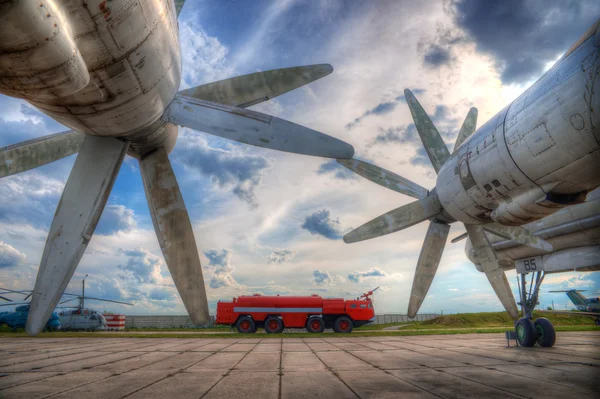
236, 316, 256, 333
534, 318, 556, 347
334, 316, 353, 333
264, 316, 283, 333
306, 317, 325, 333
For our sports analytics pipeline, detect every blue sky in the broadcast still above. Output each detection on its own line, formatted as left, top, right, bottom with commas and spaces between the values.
1, 0, 599, 316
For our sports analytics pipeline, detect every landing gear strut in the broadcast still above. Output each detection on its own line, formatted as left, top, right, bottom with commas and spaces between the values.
514, 270, 556, 347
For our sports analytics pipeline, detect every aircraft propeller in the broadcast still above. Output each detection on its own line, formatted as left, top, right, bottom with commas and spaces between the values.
339, 89, 554, 320
0, 63, 354, 336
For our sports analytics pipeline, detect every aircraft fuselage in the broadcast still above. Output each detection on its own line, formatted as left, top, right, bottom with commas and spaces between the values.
0, 0, 181, 157
437, 24, 600, 226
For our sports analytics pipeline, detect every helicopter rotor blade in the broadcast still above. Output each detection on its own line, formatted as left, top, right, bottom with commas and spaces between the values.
59, 298, 79, 305
81, 296, 134, 306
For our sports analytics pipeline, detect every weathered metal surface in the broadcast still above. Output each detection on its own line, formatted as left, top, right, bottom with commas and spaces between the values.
343, 194, 442, 243
179, 64, 333, 108
139, 147, 209, 325
482, 223, 553, 252
0, 0, 90, 101
465, 225, 519, 319
453, 107, 478, 152
0, 0, 181, 138
336, 159, 428, 199
404, 89, 450, 173
407, 221, 450, 318
0, 131, 84, 177
27, 136, 128, 336
163, 95, 354, 159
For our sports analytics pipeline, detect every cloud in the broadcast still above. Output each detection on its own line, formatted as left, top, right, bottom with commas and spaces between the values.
266, 249, 296, 264
117, 248, 164, 284
95, 205, 137, 235
424, 45, 451, 67
204, 249, 238, 289
348, 267, 387, 283
313, 269, 345, 286
346, 89, 426, 130
449, 0, 600, 84
179, 19, 233, 89
316, 160, 357, 180
371, 124, 418, 146
0, 241, 26, 269
301, 209, 344, 240
176, 134, 273, 208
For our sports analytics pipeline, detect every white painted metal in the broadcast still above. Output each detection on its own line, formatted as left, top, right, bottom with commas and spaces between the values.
515, 247, 600, 274
0, 131, 84, 177
139, 147, 209, 325
162, 95, 355, 159
27, 135, 128, 335
407, 221, 450, 318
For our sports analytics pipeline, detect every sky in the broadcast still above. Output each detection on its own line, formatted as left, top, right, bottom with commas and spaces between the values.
1, 0, 599, 317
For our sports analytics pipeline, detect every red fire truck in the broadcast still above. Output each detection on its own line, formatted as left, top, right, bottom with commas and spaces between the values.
216, 288, 379, 333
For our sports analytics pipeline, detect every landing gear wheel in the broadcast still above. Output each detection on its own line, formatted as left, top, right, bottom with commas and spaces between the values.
515, 317, 536, 347
264, 316, 284, 333
236, 316, 257, 333
333, 316, 353, 333
534, 318, 556, 347
306, 317, 325, 333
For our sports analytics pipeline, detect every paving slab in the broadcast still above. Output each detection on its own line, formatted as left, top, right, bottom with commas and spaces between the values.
0, 332, 598, 398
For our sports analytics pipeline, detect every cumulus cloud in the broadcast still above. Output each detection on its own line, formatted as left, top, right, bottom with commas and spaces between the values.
301, 209, 344, 240
117, 248, 164, 284
313, 269, 345, 286
370, 124, 418, 146
448, 0, 600, 84
0, 241, 26, 268
204, 249, 238, 289
418, 24, 464, 69
95, 205, 137, 235
316, 160, 357, 180
266, 249, 296, 264
179, 19, 233, 88
348, 267, 388, 283
176, 135, 273, 208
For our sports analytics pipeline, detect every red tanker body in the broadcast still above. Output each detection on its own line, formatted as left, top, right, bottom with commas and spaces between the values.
216, 288, 379, 333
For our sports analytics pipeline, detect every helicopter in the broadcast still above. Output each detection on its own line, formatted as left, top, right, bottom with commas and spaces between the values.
0, 275, 132, 332
0, 291, 61, 332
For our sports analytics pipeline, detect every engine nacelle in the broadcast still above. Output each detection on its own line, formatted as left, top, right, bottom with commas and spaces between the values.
0, 0, 90, 101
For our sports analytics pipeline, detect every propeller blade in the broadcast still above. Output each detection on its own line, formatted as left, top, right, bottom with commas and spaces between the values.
26, 136, 128, 336
140, 147, 209, 325
407, 221, 450, 318
482, 223, 553, 252
404, 89, 450, 173
453, 107, 478, 152
0, 131, 84, 178
82, 296, 133, 306
344, 194, 442, 244
451, 232, 468, 243
162, 95, 354, 159
0, 296, 12, 302
179, 64, 334, 108
465, 225, 519, 319
336, 159, 428, 199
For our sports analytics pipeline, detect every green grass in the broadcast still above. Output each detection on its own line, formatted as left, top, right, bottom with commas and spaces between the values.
1, 311, 596, 338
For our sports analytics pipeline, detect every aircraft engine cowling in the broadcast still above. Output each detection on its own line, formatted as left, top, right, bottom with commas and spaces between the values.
0, 0, 89, 102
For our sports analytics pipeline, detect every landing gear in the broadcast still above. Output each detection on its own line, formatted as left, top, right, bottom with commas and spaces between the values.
514, 270, 556, 347
534, 317, 556, 347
